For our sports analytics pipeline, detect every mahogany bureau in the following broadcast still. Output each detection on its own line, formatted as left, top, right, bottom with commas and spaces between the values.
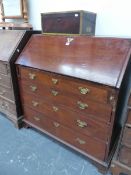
0, 30, 39, 127
15, 35, 131, 170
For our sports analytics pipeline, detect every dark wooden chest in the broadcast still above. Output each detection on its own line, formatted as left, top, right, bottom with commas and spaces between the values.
0, 30, 39, 127
16, 34, 131, 170
41, 11, 96, 35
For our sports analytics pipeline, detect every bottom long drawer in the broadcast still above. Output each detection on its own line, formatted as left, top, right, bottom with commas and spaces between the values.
23, 106, 107, 161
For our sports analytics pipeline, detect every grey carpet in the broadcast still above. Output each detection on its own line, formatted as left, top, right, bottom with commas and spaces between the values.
0, 113, 111, 175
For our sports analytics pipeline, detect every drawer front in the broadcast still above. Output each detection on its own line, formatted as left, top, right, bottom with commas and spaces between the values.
0, 96, 16, 115
21, 91, 112, 124
0, 73, 11, 87
19, 67, 109, 104
0, 85, 14, 101
23, 98, 109, 141
119, 146, 131, 167
24, 107, 56, 134
122, 127, 131, 147
0, 62, 10, 75
127, 109, 131, 124
23, 107, 106, 161
41, 12, 80, 34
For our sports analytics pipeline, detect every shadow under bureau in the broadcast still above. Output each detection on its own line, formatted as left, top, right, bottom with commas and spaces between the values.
0, 30, 39, 127
15, 34, 131, 170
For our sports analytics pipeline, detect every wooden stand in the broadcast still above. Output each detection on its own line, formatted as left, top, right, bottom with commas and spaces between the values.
0, 0, 32, 30
0, 22, 32, 30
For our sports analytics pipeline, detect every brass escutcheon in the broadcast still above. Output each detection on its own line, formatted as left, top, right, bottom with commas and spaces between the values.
30, 85, 37, 92
77, 101, 88, 110
29, 73, 36, 80
52, 78, 58, 85
51, 90, 59, 96
78, 87, 90, 94
34, 116, 40, 121
53, 122, 60, 128
32, 101, 39, 107
52, 106, 59, 112
76, 138, 86, 145
77, 119, 87, 128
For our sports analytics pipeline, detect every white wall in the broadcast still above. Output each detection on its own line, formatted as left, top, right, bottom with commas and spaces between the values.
28, 0, 131, 37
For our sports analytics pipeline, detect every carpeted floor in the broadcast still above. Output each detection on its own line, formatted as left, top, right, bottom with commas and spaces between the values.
0, 113, 111, 175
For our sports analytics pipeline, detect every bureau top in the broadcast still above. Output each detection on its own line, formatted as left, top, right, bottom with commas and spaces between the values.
0, 30, 29, 62
16, 34, 131, 88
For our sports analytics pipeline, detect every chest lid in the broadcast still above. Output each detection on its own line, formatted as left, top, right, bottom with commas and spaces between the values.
16, 34, 131, 88
0, 30, 26, 62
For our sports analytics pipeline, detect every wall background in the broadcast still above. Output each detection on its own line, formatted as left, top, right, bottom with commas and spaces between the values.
28, 0, 131, 37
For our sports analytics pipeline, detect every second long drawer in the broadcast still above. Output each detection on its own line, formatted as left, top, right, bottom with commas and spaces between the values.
21, 92, 110, 142
20, 85, 112, 124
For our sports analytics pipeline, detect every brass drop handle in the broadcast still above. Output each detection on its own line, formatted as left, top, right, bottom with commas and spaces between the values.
53, 122, 60, 128
77, 101, 88, 110
52, 106, 59, 112
77, 120, 87, 128
34, 116, 40, 121
1, 102, 8, 109
29, 73, 36, 80
78, 87, 90, 94
51, 90, 59, 96
32, 101, 39, 107
52, 78, 58, 85
76, 138, 86, 145
0, 90, 6, 95
30, 85, 37, 92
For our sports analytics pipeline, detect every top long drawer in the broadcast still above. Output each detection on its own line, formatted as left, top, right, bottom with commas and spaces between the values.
18, 66, 111, 104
